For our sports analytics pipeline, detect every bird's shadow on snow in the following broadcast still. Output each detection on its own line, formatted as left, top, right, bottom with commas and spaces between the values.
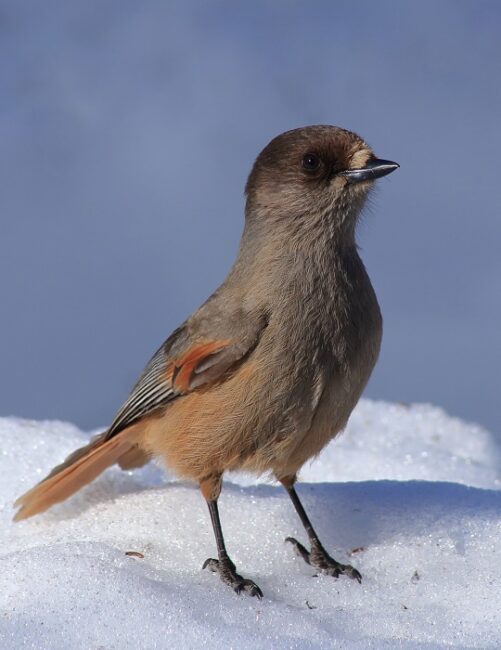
299, 480, 501, 550
31, 465, 501, 553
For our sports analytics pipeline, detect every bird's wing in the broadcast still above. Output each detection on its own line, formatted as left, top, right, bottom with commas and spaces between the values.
105, 320, 265, 439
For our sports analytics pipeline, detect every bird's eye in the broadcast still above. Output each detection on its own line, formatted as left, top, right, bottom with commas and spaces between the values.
301, 153, 321, 172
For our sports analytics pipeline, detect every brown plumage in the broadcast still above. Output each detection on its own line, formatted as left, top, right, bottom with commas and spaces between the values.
14, 125, 398, 598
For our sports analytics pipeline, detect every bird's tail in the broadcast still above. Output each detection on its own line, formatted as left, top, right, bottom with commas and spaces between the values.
13, 427, 144, 521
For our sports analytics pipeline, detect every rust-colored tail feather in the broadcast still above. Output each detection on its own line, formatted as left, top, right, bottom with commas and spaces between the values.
13, 428, 140, 521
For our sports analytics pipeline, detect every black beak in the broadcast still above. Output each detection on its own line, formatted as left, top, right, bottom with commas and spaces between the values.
340, 157, 399, 184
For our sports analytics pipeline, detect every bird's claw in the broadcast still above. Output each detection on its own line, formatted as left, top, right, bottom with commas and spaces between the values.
203, 557, 263, 598
285, 537, 362, 583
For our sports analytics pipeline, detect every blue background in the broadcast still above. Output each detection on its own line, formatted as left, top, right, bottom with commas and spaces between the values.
1, 1, 499, 433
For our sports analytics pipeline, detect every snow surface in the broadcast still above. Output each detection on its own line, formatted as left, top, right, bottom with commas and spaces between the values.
1, 399, 500, 649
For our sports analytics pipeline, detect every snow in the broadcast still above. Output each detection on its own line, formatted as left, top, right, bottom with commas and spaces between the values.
1, 400, 500, 649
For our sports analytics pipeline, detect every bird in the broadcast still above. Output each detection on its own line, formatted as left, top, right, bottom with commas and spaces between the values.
14, 125, 398, 598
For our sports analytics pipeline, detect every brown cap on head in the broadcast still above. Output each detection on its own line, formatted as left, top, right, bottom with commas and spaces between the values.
245, 125, 398, 223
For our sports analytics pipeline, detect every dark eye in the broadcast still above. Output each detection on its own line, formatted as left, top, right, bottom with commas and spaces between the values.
301, 153, 321, 172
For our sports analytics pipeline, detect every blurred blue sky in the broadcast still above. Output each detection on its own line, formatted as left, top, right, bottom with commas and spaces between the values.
1, 1, 500, 434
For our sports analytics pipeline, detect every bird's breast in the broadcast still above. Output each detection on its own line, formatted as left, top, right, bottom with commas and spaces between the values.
258, 252, 382, 476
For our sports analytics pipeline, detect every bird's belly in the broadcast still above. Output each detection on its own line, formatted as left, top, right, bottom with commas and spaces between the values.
138, 356, 293, 481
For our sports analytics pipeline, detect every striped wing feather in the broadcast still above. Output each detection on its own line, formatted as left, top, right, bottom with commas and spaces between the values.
105, 328, 232, 440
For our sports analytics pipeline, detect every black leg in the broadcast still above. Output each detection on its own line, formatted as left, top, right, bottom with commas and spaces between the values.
202, 499, 263, 598
284, 483, 362, 583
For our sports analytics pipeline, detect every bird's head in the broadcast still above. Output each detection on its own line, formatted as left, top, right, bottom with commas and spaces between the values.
245, 125, 398, 243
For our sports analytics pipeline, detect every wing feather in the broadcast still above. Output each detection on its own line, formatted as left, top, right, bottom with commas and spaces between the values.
105, 328, 185, 438
105, 314, 268, 440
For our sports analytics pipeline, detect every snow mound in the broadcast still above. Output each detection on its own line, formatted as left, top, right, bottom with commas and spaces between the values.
1, 400, 500, 649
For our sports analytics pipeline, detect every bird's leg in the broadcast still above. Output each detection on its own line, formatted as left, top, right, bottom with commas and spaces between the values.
201, 476, 263, 598
281, 477, 362, 583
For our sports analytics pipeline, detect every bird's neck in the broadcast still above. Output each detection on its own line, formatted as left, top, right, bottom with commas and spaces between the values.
226, 210, 365, 313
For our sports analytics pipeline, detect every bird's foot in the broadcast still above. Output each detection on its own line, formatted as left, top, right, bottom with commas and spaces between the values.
203, 556, 263, 598
285, 537, 362, 583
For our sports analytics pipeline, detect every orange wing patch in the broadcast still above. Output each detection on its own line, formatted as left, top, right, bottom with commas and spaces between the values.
169, 340, 231, 393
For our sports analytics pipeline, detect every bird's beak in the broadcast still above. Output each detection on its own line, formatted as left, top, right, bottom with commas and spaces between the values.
340, 157, 399, 184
